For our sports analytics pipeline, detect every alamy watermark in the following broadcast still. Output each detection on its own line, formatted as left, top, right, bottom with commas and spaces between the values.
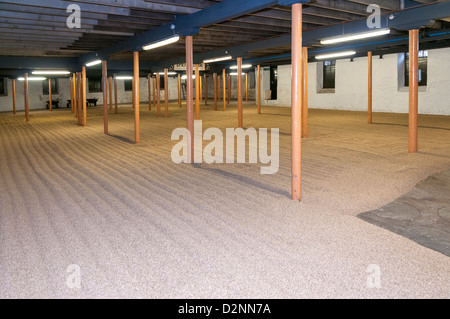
171, 120, 279, 175
66, 264, 81, 289
66, 4, 81, 29
367, 4, 382, 29
366, 264, 382, 289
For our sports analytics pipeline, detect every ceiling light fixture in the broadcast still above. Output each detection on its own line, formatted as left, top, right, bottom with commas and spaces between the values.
203, 56, 233, 63
315, 51, 356, 60
32, 70, 71, 75
86, 59, 102, 67
320, 29, 391, 45
229, 64, 252, 70
18, 77, 46, 81
143, 35, 180, 51
116, 76, 133, 80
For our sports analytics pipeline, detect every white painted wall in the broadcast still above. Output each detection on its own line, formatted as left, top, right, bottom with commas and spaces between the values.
256, 47, 450, 116
0, 76, 180, 113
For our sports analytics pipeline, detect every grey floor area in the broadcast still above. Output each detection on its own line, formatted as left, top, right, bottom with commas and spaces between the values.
359, 169, 450, 257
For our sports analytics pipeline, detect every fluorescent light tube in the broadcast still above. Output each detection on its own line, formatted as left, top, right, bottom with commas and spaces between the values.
315, 51, 356, 60
203, 56, 232, 63
116, 76, 133, 80
18, 77, 46, 81
320, 29, 391, 45
143, 35, 180, 51
32, 70, 71, 75
86, 60, 102, 67
154, 72, 177, 75
181, 75, 195, 80
229, 64, 252, 69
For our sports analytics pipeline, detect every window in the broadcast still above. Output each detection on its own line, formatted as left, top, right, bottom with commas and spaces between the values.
404, 50, 428, 87
323, 60, 336, 89
0, 78, 7, 96
124, 80, 132, 91
88, 78, 102, 93
43, 78, 58, 95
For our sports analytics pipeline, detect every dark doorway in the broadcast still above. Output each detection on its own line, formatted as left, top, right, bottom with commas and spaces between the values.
270, 66, 277, 100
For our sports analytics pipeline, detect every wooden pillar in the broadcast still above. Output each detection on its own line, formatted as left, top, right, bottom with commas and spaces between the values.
24, 73, 29, 122
48, 79, 52, 111
195, 64, 200, 120
109, 76, 113, 111
178, 73, 181, 108
199, 73, 203, 103
257, 65, 261, 114
204, 74, 208, 105
409, 29, 419, 153
132, 77, 135, 109
82, 66, 87, 127
102, 60, 108, 134
237, 57, 243, 128
186, 36, 194, 163
213, 73, 217, 111
147, 73, 152, 111
69, 76, 74, 113
291, 3, 303, 201
134, 51, 140, 144
12, 79, 16, 114
164, 68, 169, 118
73, 73, 77, 117
114, 74, 118, 114
156, 74, 161, 116
152, 76, 156, 108
222, 69, 226, 111
245, 73, 248, 102
368, 51, 373, 124
302, 47, 309, 138
227, 74, 231, 104
77, 72, 82, 126
218, 75, 221, 102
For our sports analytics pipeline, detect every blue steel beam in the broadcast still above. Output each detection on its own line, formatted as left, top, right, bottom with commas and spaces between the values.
78, 0, 310, 65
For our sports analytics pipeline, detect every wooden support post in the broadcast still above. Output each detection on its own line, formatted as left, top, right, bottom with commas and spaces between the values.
73, 73, 77, 117
134, 51, 140, 144
24, 73, 29, 122
257, 65, 261, 114
147, 74, 151, 111
199, 73, 203, 103
69, 76, 74, 113
48, 79, 52, 111
156, 75, 161, 116
227, 74, 231, 104
409, 29, 419, 153
152, 76, 156, 108
302, 47, 309, 138
77, 72, 82, 126
109, 76, 113, 111
82, 66, 87, 127
223, 69, 226, 111
186, 36, 194, 163
102, 60, 108, 134
368, 51, 373, 124
178, 73, 181, 108
132, 77, 135, 109
114, 74, 118, 114
245, 73, 248, 102
237, 57, 243, 128
164, 68, 169, 118
291, 3, 303, 201
195, 64, 200, 120
12, 79, 16, 114
81, 66, 87, 126
218, 75, 221, 102
204, 74, 208, 105
213, 73, 217, 111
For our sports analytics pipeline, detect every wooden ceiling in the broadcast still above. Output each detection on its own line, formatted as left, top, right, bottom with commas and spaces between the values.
0, 0, 448, 66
